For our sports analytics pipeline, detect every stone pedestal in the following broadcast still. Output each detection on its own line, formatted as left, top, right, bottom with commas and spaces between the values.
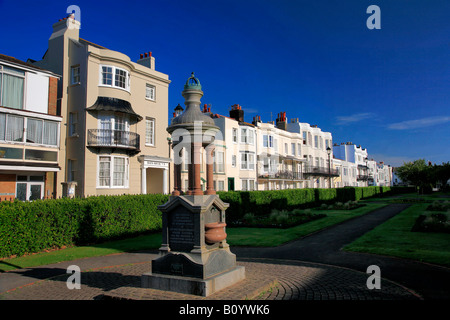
141, 195, 245, 296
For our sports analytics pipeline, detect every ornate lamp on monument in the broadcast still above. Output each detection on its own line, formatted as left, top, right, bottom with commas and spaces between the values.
141, 73, 245, 297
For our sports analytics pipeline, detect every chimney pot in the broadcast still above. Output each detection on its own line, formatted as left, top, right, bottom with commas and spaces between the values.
140, 54, 143, 59
148, 52, 152, 57
144, 52, 148, 57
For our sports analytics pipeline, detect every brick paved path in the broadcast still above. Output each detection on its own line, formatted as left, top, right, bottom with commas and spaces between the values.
0, 258, 420, 300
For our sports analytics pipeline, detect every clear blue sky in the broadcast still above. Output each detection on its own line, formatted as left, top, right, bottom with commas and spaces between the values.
1, 0, 448, 167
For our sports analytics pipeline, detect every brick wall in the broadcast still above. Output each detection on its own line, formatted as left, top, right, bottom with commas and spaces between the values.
0, 174, 16, 201
48, 76, 58, 116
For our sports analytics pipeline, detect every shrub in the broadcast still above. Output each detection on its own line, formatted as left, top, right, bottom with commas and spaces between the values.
0, 194, 168, 258
412, 212, 450, 234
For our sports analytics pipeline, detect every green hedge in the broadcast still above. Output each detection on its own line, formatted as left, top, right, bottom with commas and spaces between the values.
0, 194, 168, 258
0, 186, 415, 259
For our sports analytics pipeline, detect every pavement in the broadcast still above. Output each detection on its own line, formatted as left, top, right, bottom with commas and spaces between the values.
0, 203, 449, 301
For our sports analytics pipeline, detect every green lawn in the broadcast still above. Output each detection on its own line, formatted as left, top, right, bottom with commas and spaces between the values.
343, 203, 450, 267
226, 203, 387, 247
0, 203, 387, 272
0, 233, 162, 272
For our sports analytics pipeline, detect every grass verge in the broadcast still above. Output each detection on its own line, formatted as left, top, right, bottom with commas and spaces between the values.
343, 203, 450, 267
0, 233, 162, 273
226, 203, 387, 247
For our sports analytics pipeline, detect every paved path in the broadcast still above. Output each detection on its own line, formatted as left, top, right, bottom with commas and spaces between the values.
0, 203, 448, 300
233, 203, 450, 300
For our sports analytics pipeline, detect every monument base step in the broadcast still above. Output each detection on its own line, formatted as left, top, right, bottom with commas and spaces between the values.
141, 266, 245, 297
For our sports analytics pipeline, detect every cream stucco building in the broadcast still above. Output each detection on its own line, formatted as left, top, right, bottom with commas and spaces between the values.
31, 15, 171, 197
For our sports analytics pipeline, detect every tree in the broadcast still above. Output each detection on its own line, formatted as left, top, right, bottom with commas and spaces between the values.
397, 159, 450, 193
396, 159, 431, 193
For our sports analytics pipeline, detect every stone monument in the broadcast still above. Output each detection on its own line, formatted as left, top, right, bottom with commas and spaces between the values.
141, 73, 245, 297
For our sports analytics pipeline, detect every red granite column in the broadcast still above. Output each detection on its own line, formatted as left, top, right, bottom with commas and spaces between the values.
205, 144, 216, 195
192, 142, 203, 195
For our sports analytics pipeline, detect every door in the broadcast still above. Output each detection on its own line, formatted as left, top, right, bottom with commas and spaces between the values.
15, 175, 44, 201
99, 114, 112, 145
228, 177, 235, 191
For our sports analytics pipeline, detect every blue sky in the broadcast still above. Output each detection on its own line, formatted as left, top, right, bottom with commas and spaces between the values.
1, 0, 448, 167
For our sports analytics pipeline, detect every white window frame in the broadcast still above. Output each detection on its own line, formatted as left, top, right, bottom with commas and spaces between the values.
145, 83, 156, 101
213, 150, 225, 173
99, 65, 130, 91
231, 155, 236, 168
240, 151, 255, 170
0, 64, 26, 109
232, 128, 238, 143
241, 179, 255, 191
0, 113, 59, 147
15, 175, 45, 201
145, 117, 155, 146
240, 128, 248, 144
97, 155, 129, 188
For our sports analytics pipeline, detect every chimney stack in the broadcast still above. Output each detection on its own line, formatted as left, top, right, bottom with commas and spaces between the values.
276, 111, 287, 130
252, 115, 262, 126
229, 104, 244, 122
137, 51, 155, 70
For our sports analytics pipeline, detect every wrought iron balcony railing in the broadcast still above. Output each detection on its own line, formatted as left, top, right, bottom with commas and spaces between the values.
87, 129, 140, 153
258, 170, 304, 180
304, 165, 340, 177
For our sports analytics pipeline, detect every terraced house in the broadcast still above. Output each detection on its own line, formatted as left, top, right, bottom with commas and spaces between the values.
0, 54, 61, 201
30, 15, 171, 197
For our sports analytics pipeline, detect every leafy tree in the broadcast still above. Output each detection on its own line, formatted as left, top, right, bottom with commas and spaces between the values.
397, 159, 450, 193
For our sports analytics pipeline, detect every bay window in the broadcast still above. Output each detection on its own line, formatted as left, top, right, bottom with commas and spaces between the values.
100, 65, 130, 91
240, 151, 255, 170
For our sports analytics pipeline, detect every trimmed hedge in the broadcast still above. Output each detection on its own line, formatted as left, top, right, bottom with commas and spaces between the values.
0, 186, 415, 259
0, 194, 168, 258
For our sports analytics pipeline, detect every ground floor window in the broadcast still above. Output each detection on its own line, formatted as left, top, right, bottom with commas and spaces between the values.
241, 179, 255, 191
16, 175, 44, 201
98, 155, 129, 188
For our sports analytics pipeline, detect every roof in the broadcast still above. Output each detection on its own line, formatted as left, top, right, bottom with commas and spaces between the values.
79, 38, 107, 49
0, 53, 59, 77
86, 96, 143, 121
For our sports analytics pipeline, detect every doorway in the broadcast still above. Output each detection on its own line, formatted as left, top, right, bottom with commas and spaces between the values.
16, 175, 44, 201
227, 177, 235, 191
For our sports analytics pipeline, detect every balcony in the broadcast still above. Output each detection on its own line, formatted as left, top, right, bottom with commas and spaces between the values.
357, 174, 369, 181
87, 129, 140, 155
304, 165, 339, 177
258, 170, 304, 180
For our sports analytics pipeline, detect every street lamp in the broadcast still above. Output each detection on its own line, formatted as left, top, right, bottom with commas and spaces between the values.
167, 137, 172, 193
327, 146, 331, 188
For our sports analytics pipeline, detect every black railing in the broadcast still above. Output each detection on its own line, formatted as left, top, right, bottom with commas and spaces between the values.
258, 170, 304, 180
357, 174, 369, 181
304, 165, 339, 177
87, 129, 140, 151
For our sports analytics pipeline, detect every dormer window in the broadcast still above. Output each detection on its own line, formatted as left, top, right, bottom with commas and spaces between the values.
100, 65, 130, 91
